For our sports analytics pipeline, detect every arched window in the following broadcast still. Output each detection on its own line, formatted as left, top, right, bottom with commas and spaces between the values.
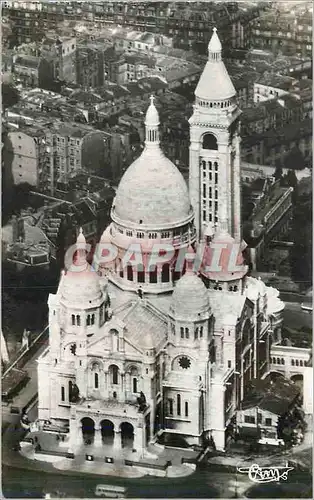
111, 365, 119, 385
195, 327, 199, 339
127, 265, 133, 281
149, 265, 157, 283
295, 359, 299, 367
277, 357, 280, 364
185, 401, 189, 417
185, 327, 189, 339
177, 394, 181, 416
202, 133, 218, 150
133, 377, 137, 393
281, 358, 285, 365
291, 359, 295, 366
300, 360, 303, 367
161, 263, 170, 283
94, 372, 99, 389
137, 264, 145, 283
180, 327, 184, 338
86, 315, 90, 326
61, 386, 65, 402
199, 326, 203, 338
71, 314, 75, 326
76, 315, 80, 326
91, 314, 95, 325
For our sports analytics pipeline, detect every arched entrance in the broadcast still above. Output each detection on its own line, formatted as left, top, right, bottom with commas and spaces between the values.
81, 417, 95, 445
100, 419, 114, 445
120, 422, 134, 449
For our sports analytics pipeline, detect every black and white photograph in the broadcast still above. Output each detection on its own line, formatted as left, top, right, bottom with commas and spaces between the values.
1, 1, 313, 498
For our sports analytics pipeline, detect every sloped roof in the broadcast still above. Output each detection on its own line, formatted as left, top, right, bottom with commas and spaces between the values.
117, 300, 167, 350
242, 378, 300, 415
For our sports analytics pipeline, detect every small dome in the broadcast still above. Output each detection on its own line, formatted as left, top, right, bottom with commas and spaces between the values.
113, 146, 191, 227
171, 273, 209, 319
145, 95, 159, 127
200, 231, 248, 282
60, 263, 104, 306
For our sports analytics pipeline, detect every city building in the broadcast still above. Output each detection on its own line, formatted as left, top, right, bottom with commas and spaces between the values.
237, 377, 303, 443
253, 74, 298, 104
249, 6, 312, 59
113, 30, 172, 53
37, 29, 284, 455
40, 33, 77, 84
3, 125, 47, 188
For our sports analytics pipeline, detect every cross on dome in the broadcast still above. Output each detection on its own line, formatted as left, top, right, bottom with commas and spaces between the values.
145, 95, 160, 145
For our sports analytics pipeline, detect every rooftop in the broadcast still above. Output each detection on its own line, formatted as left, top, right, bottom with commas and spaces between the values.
256, 73, 297, 90
242, 377, 300, 415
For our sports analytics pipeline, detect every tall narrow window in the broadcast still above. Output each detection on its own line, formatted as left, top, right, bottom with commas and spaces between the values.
71, 314, 75, 326
195, 327, 198, 339
86, 315, 90, 326
68, 381, 72, 401
61, 386, 65, 402
185, 401, 189, 417
91, 314, 95, 325
180, 327, 184, 338
133, 377, 137, 393
185, 327, 189, 339
177, 394, 181, 416
168, 398, 173, 416
200, 326, 203, 338
76, 315, 80, 326
112, 365, 118, 385
127, 265, 133, 281
94, 373, 99, 389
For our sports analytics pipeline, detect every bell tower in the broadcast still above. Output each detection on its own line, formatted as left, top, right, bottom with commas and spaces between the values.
189, 28, 242, 241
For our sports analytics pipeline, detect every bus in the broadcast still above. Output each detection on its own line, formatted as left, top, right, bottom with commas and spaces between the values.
95, 485, 128, 498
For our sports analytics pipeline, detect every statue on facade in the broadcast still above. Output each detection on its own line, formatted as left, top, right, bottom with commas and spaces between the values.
137, 391, 147, 411
21, 329, 30, 350
69, 383, 80, 403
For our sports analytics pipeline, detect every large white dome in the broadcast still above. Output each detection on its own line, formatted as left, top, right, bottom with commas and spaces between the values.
112, 146, 192, 227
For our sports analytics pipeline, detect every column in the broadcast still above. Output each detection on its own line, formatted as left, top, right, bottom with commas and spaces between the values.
94, 426, 103, 447
113, 430, 122, 450
134, 427, 144, 457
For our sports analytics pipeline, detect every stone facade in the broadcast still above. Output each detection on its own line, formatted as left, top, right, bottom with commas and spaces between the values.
37, 30, 284, 454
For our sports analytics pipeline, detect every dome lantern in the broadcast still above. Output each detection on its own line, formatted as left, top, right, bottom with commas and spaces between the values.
145, 94, 160, 147
208, 27, 222, 62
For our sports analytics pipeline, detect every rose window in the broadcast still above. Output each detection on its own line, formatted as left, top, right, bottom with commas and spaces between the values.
179, 356, 191, 369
